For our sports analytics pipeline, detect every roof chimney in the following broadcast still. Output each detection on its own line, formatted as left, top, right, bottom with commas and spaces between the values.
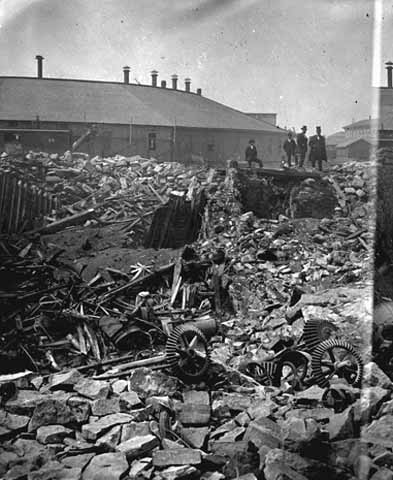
161, 80, 167, 88
151, 70, 158, 87
171, 74, 178, 90
123, 66, 130, 84
386, 61, 393, 88
197, 88, 202, 96
35, 55, 44, 78
185, 78, 191, 92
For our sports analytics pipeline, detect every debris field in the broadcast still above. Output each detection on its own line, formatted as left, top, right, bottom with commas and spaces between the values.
0, 151, 391, 480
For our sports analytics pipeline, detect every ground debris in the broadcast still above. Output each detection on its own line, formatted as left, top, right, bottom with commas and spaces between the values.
0, 155, 382, 479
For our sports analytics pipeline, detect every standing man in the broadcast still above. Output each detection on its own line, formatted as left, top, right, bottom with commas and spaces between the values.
283, 132, 297, 167
308, 126, 327, 171
245, 139, 262, 168
296, 125, 308, 168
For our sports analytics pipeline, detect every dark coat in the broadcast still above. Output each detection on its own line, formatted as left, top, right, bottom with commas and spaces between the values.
308, 135, 327, 161
296, 132, 308, 154
245, 144, 258, 162
283, 138, 296, 156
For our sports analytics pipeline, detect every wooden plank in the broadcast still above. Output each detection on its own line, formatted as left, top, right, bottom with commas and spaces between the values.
7, 177, 17, 233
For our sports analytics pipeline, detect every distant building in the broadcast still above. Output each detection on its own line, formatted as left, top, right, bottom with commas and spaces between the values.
327, 118, 377, 163
379, 61, 393, 147
342, 118, 379, 139
326, 131, 346, 160
336, 137, 373, 162
0, 56, 287, 167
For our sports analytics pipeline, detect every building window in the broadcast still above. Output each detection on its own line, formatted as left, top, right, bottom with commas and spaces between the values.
148, 133, 156, 150
8, 121, 18, 128
207, 143, 214, 152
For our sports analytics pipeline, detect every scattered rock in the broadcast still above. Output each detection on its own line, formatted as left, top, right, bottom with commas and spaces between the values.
371, 468, 393, 480
128, 457, 153, 479
295, 385, 325, 405
74, 379, 110, 401
61, 453, 95, 470
362, 415, 393, 448
244, 417, 281, 449
153, 448, 202, 467
364, 362, 393, 389
81, 413, 133, 441
0, 410, 30, 432
82, 452, 129, 480
354, 387, 390, 423
327, 406, 354, 441
67, 396, 91, 424
48, 370, 83, 391
111, 380, 128, 395
128, 368, 179, 398
5, 390, 47, 415
27, 461, 82, 480
159, 465, 198, 480
36, 425, 73, 444
116, 434, 159, 460
95, 424, 122, 451
28, 399, 76, 432
91, 397, 120, 417
181, 427, 209, 448
118, 391, 142, 411
121, 421, 151, 442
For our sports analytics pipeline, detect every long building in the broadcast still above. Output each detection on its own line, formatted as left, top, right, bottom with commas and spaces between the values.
0, 57, 286, 167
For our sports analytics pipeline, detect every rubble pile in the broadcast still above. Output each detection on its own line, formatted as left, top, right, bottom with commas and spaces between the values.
0, 156, 382, 479
1, 152, 209, 239
328, 161, 373, 220
0, 361, 392, 480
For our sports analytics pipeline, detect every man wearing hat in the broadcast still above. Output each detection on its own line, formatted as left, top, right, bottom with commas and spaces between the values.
296, 125, 308, 168
245, 139, 262, 168
308, 126, 327, 171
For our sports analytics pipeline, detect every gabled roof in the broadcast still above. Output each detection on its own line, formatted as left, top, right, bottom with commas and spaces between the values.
336, 136, 374, 148
342, 118, 379, 130
0, 77, 285, 133
326, 131, 346, 146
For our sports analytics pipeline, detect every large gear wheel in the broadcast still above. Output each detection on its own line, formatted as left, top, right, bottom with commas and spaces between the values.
165, 325, 210, 382
311, 338, 363, 388
302, 319, 338, 352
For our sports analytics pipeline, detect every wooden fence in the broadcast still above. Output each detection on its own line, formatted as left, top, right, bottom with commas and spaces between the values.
0, 172, 59, 234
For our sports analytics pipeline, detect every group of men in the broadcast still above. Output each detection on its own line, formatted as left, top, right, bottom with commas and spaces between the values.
245, 126, 327, 172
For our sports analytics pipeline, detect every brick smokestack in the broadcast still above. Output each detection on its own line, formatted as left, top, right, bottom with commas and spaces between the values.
161, 80, 167, 88
386, 61, 393, 88
171, 74, 178, 90
151, 70, 158, 87
35, 55, 44, 78
185, 78, 191, 92
123, 66, 130, 84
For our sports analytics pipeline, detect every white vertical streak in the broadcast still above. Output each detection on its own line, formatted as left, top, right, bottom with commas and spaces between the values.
371, 0, 383, 118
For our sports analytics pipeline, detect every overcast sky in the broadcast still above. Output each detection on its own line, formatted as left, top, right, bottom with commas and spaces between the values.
0, 0, 387, 134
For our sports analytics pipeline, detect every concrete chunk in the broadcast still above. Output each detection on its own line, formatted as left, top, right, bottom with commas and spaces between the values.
37, 425, 74, 444
82, 452, 128, 480
81, 413, 133, 441
153, 448, 201, 467
116, 434, 159, 460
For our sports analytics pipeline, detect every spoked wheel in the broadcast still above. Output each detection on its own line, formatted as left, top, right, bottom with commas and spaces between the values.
166, 325, 210, 383
242, 361, 272, 385
311, 339, 363, 388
